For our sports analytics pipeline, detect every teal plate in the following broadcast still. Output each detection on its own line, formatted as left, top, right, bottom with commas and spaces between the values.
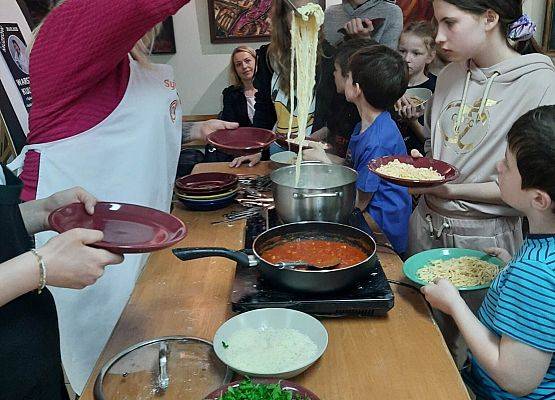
403, 248, 505, 291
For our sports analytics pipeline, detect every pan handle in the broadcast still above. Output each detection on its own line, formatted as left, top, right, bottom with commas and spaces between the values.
293, 192, 342, 199
172, 247, 254, 266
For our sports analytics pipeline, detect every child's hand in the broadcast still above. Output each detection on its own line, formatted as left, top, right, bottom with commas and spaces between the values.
410, 149, 424, 158
484, 247, 512, 263
302, 141, 331, 163
229, 152, 262, 168
395, 95, 425, 120
420, 278, 465, 316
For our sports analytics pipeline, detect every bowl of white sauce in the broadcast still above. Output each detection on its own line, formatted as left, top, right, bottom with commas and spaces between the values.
213, 308, 328, 378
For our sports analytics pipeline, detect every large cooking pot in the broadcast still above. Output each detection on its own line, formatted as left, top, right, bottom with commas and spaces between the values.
270, 163, 357, 223
173, 221, 377, 293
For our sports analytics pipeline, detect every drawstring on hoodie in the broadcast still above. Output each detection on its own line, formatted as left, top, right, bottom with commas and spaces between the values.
454, 70, 500, 134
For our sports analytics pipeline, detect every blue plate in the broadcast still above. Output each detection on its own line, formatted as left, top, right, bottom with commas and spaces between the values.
178, 195, 236, 211
403, 248, 504, 291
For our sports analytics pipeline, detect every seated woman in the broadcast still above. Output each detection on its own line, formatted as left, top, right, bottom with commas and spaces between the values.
205, 46, 257, 162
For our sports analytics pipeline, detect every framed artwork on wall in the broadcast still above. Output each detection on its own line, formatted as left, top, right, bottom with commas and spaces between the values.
208, 0, 326, 44
543, 0, 555, 55
152, 17, 177, 54
22, 0, 176, 54
396, 0, 434, 24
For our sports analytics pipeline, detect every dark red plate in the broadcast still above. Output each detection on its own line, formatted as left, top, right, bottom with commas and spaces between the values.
203, 378, 321, 400
48, 202, 187, 254
175, 172, 239, 195
368, 155, 460, 187
207, 127, 276, 156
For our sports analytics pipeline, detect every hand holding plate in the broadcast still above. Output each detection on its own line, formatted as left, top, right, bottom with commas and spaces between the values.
420, 278, 465, 316
42, 187, 97, 231
195, 119, 239, 143
39, 228, 124, 289
484, 247, 512, 264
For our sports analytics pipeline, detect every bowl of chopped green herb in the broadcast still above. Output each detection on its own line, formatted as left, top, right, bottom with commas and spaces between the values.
203, 377, 321, 400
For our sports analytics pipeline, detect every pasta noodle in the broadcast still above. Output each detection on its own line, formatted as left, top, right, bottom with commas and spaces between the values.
417, 256, 500, 287
288, 3, 324, 185
408, 95, 425, 107
376, 159, 444, 180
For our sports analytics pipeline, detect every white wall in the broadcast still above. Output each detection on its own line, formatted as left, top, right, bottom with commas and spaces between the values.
524, 0, 547, 45
157, 0, 547, 115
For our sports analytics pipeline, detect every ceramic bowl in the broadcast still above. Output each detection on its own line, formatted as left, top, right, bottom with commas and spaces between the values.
213, 308, 328, 379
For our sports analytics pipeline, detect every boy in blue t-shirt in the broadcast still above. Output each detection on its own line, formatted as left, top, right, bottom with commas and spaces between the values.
305, 45, 412, 254
421, 106, 555, 399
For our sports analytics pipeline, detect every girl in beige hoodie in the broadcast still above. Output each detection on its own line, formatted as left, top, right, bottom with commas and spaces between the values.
407, 0, 555, 369
408, 0, 555, 256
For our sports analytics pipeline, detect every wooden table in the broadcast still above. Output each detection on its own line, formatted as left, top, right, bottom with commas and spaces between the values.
81, 162, 470, 400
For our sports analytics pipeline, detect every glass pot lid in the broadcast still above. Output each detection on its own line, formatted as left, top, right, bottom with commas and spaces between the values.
94, 336, 233, 400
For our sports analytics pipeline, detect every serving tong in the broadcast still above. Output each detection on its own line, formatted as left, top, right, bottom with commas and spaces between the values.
237, 174, 272, 192
211, 207, 265, 225
283, 0, 303, 16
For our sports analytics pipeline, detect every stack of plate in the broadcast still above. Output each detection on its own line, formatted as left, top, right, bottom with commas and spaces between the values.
175, 172, 239, 211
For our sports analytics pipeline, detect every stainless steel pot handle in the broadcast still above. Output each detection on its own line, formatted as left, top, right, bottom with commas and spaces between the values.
293, 192, 343, 199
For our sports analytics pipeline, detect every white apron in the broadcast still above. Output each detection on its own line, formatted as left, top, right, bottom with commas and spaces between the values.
10, 59, 182, 394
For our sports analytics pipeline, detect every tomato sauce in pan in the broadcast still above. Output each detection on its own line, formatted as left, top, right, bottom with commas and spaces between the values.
260, 239, 368, 270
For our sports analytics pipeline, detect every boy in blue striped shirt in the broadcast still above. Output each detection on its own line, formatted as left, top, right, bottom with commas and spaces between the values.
421, 105, 555, 399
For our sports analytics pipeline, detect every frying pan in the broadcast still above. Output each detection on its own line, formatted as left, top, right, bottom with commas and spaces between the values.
173, 221, 377, 293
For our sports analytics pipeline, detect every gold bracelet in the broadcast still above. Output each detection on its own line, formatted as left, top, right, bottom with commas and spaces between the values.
30, 249, 47, 294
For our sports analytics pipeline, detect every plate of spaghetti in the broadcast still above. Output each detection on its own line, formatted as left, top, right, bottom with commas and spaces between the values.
368, 156, 460, 187
403, 248, 505, 291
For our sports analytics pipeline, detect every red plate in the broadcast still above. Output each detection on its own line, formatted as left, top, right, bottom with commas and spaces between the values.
175, 172, 238, 195
207, 127, 276, 156
48, 202, 187, 254
203, 378, 321, 400
368, 155, 460, 187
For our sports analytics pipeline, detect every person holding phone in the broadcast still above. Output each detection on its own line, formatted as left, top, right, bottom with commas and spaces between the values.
323, 0, 403, 48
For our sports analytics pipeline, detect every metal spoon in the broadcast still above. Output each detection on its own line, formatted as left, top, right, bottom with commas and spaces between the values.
276, 258, 341, 270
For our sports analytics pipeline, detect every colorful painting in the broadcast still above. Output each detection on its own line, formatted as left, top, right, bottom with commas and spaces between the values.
208, 0, 272, 43
208, 0, 326, 44
397, 0, 434, 24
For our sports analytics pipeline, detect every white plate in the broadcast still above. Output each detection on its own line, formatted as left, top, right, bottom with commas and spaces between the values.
270, 151, 297, 168
405, 87, 432, 109
213, 308, 328, 379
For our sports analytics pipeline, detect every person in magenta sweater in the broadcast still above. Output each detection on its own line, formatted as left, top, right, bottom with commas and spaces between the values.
8, 0, 237, 394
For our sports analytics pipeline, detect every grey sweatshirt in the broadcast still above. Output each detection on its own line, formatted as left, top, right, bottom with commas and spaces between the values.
424, 54, 555, 218
323, 0, 403, 48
